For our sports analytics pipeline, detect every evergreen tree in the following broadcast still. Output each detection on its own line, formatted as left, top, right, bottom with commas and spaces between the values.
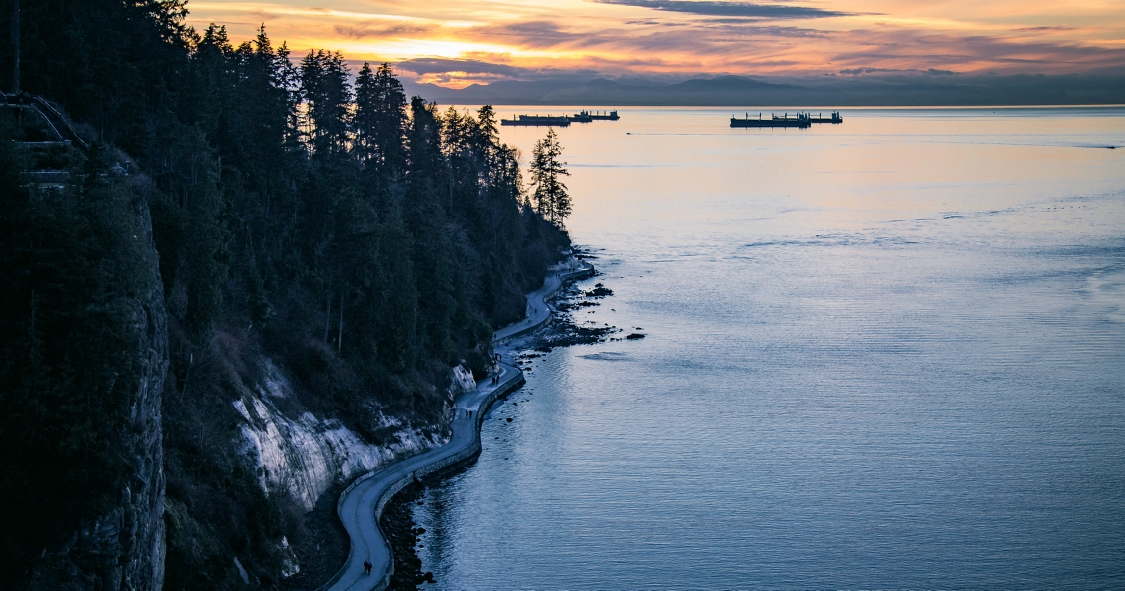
529, 128, 571, 226
354, 62, 407, 177
300, 49, 351, 156
0, 3, 575, 584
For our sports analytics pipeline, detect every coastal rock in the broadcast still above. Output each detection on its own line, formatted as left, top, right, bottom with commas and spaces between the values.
448, 363, 477, 398
233, 361, 447, 512
585, 283, 614, 298
380, 481, 427, 590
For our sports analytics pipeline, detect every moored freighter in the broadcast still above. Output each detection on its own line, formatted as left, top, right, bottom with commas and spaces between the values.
730, 111, 841, 128
579, 110, 620, 121
501, 114, 571, 127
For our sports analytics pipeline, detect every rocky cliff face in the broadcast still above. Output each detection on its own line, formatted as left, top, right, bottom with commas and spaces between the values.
24, 200, 169, 591
232, 361, 475, 516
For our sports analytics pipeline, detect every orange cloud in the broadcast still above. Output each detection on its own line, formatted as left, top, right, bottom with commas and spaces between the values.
185, 0, 1125, 86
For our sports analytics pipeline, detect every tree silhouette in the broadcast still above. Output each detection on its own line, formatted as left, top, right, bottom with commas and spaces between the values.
354, 62, 407, 176
529, 128, 571, 226
0, 3, 575, 585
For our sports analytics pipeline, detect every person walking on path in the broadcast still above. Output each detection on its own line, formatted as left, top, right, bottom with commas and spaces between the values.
363, 561, 371, 575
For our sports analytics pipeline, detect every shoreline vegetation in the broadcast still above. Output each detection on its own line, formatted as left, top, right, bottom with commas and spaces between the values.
2, 2, 579, 589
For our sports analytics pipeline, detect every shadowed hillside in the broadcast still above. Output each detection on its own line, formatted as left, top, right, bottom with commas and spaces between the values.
0, 1, 569, 589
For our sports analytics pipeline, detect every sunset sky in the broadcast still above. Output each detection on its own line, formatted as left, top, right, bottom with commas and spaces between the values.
186, 0, 1125, 87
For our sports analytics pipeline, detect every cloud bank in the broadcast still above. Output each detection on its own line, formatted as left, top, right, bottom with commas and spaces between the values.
589, 0, 852, 19
185, 0, 1125, 88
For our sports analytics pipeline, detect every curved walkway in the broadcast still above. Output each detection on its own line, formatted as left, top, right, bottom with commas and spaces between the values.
320, 262, 594, 591
493, 263, 595, 344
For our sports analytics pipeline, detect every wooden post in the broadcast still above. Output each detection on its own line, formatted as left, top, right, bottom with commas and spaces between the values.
11, 0, 18, 94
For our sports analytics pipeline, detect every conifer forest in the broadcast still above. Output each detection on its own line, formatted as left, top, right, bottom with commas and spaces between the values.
0, 1, 570, 588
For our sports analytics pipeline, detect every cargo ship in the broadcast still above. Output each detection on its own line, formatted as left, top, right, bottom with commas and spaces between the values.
500, 114, 571, 127
578, 110, 619, 121
730, 111, 841, 128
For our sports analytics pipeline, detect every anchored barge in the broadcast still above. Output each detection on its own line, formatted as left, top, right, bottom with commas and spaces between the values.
500, 114, 571, 127
730, 111, 842, 128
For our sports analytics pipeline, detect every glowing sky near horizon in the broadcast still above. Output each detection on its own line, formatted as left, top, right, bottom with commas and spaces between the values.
186, 0, 1125, 87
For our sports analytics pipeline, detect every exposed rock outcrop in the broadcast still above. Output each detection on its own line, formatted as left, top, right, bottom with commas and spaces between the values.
23, 200, 168, 591
448, 363, 478, 398
233, 361, 449, 513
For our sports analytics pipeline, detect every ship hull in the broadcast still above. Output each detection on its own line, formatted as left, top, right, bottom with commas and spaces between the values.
730, 118, 811, 128
576, 110, 620, 121
501, 118, 571, 127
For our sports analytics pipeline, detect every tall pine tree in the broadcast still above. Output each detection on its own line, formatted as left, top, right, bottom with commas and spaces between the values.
530, 128, 571, 226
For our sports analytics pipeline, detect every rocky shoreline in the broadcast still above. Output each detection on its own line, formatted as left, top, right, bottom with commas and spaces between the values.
390, 259, 638, 581
380, 481, 433, 590
531, 277, 649, 350
318, 257, 599, 591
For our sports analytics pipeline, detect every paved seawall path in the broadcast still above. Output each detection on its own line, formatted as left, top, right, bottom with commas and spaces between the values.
319, 262, 595, 591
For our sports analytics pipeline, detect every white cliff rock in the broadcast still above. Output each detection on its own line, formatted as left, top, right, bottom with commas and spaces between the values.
233, 361, 447, 512
550, 255, 582, 272
449, 363, 477, 398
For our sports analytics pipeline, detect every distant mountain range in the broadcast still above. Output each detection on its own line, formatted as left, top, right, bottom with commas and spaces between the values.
401, 74, 1125, 106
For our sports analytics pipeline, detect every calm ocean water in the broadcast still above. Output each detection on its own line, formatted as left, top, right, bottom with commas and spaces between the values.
415, 107, 1125, 590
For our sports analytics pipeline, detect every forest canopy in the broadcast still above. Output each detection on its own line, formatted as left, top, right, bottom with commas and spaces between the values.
0, 1, 571, 587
